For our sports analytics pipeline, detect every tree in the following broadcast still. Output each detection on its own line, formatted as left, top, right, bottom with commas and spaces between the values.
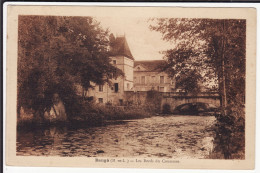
175, 69, 202, 94
18, 16, 123, 120
150, 18, 246, 159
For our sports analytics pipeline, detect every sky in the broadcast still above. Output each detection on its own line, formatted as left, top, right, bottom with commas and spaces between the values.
96, 17, 173, 61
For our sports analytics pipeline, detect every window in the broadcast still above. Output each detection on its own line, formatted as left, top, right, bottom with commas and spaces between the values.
98, 98, 103, 103
99, 85, 103, 92
134, 77, 139, 84
159, 87, 164, 92
86, 96, 93, 101
114, 83, 119, 92
119, 99, 123, 106
141, 76, 145, 84
113, 60, 116, 64
152, 76, 155, 83
127, 83, 130, 89
160, 76, 164, 84
137, 67, 140, 70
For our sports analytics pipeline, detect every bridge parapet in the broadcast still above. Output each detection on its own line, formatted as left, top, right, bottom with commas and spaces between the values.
162, 92, 220, 98
161, 92, 221, 111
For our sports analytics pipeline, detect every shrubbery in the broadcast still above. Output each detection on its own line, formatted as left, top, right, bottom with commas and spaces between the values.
211, 103, 245, 159
18, 98, 153, 127
162, 103, 171, 114
85, 103, 152, 121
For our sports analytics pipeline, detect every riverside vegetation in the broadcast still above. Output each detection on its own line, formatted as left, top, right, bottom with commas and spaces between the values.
17, 99, 154, 128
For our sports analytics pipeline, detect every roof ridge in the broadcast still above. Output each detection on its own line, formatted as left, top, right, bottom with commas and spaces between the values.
134, 59, 166, 72
135, 60, 165, 62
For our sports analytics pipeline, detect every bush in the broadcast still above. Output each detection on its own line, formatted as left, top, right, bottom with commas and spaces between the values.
162, 103, 171, 114
93, 104, 152, 120
17, 97, 153, 127
146, 90, 162, 113
212, 108, 245, 159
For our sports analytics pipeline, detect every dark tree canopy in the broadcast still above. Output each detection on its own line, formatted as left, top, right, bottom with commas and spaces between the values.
175, 69, 203, 94
18, 15, 123, 117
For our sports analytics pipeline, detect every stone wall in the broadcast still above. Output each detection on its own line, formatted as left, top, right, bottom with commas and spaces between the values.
124, 91, 149, 105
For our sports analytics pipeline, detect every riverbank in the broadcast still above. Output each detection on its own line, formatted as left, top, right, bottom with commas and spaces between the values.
17, 104, 153, 129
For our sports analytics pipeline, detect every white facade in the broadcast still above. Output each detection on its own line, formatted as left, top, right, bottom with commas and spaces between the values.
87, 55, 134, 105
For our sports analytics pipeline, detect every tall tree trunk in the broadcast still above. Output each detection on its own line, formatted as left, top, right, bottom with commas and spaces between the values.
221, 20, 227, 116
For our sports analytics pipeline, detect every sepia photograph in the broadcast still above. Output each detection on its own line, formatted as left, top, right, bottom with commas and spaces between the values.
5, 5, 256, 169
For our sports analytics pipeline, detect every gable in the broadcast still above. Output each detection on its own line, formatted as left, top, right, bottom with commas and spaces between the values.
134, 64, 147, 71
134, 60, 166, 72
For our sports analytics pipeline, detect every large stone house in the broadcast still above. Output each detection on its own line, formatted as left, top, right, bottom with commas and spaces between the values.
86, 35, 134, 105
134, 60, 175, 92
86, 35, 175, 105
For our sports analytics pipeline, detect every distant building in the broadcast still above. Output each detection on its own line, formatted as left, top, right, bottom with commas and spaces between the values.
86, 35, 175, 105
134, 60, 175, 92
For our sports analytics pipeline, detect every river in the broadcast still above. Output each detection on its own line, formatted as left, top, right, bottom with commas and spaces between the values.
17, 115, 216, 159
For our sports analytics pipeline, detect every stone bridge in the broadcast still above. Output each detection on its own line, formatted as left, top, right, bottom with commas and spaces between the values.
124, 91, 220, 111
161, 92, 221, 110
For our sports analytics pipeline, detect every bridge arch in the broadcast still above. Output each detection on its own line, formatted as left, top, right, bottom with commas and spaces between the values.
161, 93, 220, 111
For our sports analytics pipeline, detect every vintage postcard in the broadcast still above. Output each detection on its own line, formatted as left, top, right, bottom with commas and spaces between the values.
5, 5, 256, 169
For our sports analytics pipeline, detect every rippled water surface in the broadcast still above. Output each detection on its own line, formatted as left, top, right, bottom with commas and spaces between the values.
17, 115, 216, 158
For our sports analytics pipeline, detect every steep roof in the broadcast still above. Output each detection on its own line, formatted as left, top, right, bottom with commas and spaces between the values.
134, 60, 166, 72
110, 36, 134, 60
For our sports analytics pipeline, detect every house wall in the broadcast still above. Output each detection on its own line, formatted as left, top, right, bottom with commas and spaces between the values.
110, 56, 124, 71
86, 55, 134, 105
123, 57, 134, 91
86, 77, 125, 105
133, 71, 175, 92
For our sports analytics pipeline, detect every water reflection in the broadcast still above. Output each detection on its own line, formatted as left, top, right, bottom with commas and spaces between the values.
17, 116, 216, 158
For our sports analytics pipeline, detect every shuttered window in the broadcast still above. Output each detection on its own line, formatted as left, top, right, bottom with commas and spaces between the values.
160, 76, 164, 84
114, 83, 119, 92
141, 76, 145, 84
